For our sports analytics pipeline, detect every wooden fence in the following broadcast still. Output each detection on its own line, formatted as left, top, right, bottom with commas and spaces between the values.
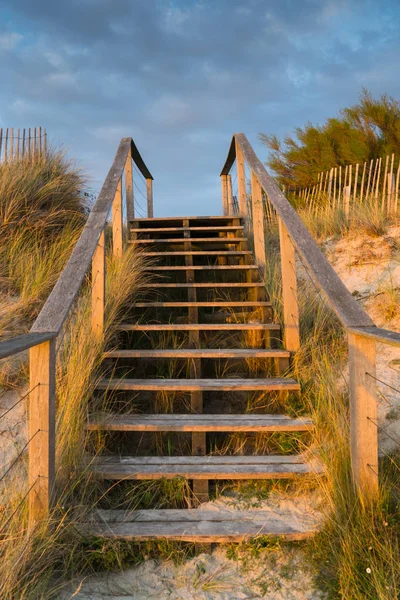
221, 133, 400, 498
0, 127, 47, 162
296, 154, 400, 215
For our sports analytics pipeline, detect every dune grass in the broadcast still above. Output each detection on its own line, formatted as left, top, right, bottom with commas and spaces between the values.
262, 218, 400, 599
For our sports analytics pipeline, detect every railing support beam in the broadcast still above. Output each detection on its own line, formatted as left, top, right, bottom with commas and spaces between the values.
278, 218, 300, 352
92, 230, 105, 337
125, 153, 134, 222
112, 179, 123, 257
348, 331, 378, 497
236, 140, 247, 216
29, 339, 56, 526
250, 171, 266, 275
227, 174, 233, 215
146, 178, 153, 218
221, 174, 229, 216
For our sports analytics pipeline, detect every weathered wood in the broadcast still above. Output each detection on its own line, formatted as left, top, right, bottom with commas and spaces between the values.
343, 185, 351, 218
227, 174, 234, 214
0, 332, 57, 360
96, 377, 300, 391
118, 323, 280, 331
112, 179, 123, 257
131, 237, 245, 244
144, 264, 258, 270
90, 455, 320, 480
221, 174, 229, 215
226, 135, 374, 328
278, 218, 300, 351
250, 171, 266, 276
133, 301, 272, 308
146, 178, 153, 218
140, 282, 264, 288
87, 413, 314, 432
96, 454, 307, 465
29, 339, 56, 525
124, 154, 134, 221
83, 509, 317, 541
91, 231, 105, 337
236, 139, 247, 216
31, 138, 152, 335
104, 348, 290, 358
141, 250, 251, 256
131, 226, 245, 233
348, 331, 378, 496
348, 326, 400, 348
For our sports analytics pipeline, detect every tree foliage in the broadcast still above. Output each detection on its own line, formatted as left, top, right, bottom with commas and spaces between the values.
260, 90, 400, 188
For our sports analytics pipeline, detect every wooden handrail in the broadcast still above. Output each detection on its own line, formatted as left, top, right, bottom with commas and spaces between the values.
0, 332, 57, 360
0, 136, 152, 527
31, 138, 152, 335
222, 133, 373, 329
221, 132, 400, 497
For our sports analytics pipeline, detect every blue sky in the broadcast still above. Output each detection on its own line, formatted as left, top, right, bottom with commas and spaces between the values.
0, 0, 399, 216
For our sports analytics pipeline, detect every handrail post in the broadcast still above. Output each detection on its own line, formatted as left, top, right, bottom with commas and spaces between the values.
235, 139, 247, 217
348, 331, 378, 497
278, 218, 300, 351
221, 174, 229, 216
125, 153, 134, 222
92, 230, 105, 337
29, 339, 56, 526
146, 178, 153, 218
250, 170, 266, 275
227, 174, 233, 214
112, 179, 123, 257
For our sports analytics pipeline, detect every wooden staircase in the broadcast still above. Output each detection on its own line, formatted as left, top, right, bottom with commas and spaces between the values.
85, 215, 321, 542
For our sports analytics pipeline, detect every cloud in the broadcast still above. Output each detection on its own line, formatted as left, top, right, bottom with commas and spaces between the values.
0, 0, 399, 215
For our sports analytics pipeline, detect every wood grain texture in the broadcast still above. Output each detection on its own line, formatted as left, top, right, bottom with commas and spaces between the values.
87, 413, 314, 432
91, 231, 105, 337
348, 331, 378, 495
112, 179, 123, 257
130, 226, 245, 233
29, 340, 56, 525
96, 377, 300, 391
348, 326, 400, 348
0, 332, 57, 360
133, 301, 272, 308
236, 139, 247, 216
104, 348, 290, 358
117, 323, 280, 331
82, 509, 317, 541
140, 282, 264, 288
278, 218, 300, 351
130, 237, 245, 244
250, 171, 266, 276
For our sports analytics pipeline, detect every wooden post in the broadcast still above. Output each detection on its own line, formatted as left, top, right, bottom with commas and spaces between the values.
112, 179, 123, 257
0, 128, 2, 161
4, 128, 8, 162
92, 231, 105, 337
360, 161, 366, 204
327, 168, 333, 200
366, 159, 373, 201
227, 174, 233, 215
29, 339, 56, 525
343, 185, 351, 218
387, 173, 395, 214
124, 154, 134, 222
250, 171, 266, 276
278, 218, 300, 352
348, 331, 378, 497
395, 160, 400, 214
221, 174, 229, 216
10, 128, 14, 161
236, 140, 247, 216
381, 155, 389, 211
353, 163, 359, 201
16, 128, 20, 160
146, 178, 153, 218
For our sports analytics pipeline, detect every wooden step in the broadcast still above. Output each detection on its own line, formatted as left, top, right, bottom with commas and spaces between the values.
82, 508, 317, 542
87, 413, 313, 432
144, 265, 258, 271
130, 237, 244, 244
104, 348, 289, 359
133, 301, 272, 308
96, 378, 300, 392
131, 226, 244, 233
118, 323, 280, 331
142, 251, 251, 256
140, 282, 265, 288
131, 216, 242, 222
90, 454, 320, 480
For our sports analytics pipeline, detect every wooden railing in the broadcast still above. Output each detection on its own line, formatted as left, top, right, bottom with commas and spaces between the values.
221, 133, 400, 497
0, 137, 153, 526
